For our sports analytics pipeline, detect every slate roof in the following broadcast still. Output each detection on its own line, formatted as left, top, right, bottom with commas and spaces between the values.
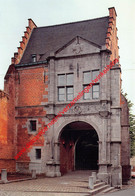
20, 16, 109, 64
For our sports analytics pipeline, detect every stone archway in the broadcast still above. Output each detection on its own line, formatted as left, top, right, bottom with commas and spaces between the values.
59, 121, 99, 175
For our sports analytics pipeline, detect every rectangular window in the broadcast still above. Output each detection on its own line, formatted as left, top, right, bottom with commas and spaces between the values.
58, 73, 74, 101
83, 71, 91, 100
92, 84, 99, 99
30, 120, 36, 131
35, 149, 41, 160
83, 85, 91, 100
32, 54, 36, 63
58, 87, 65, 101
67, 87, 74, 101
84, 72, 91, 84
83, 70, 99, 100
58, 74, 65, 86
92, 70, 99, 81
67, 74, 73, 85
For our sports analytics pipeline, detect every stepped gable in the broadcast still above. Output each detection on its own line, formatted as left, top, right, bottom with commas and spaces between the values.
19, 16, 109, 64
11, 19, 37, 65
106, 7, 119, 61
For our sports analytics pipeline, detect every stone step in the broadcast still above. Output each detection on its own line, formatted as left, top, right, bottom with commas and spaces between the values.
95, 180, 100, 183
89, 184, 110, 195
94, 182, 106, 189
102, 186, 115, 193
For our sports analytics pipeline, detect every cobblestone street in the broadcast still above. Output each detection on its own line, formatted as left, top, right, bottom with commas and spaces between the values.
0, 171, 92, 196
0, 171, 135, 196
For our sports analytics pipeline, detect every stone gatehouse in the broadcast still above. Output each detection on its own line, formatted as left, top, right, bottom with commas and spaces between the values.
2, 7, 130, 187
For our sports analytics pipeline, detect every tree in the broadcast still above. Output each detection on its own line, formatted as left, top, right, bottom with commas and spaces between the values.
123, 93, 135, 157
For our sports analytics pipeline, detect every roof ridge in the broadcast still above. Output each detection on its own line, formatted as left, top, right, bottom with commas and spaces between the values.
35, 16, 109, 29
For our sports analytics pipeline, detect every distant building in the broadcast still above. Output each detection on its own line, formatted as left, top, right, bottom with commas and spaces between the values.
1, 7, 130, 187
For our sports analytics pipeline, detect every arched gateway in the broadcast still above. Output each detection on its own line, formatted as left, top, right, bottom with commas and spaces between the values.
58, 121, 99, 175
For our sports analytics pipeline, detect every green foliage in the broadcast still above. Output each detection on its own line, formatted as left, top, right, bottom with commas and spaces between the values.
123, 93, 135, 157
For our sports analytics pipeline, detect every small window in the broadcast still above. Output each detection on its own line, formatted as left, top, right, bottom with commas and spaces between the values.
58, 87, 65, 101
83, 85, 91, 100
67, 87, 74, 101
92, 70, 99, 81
84, 72, 91, 84
32, 54, 36, 63
58, 74, 65, 86
67, 74, 73, 85
92, 84, 99, 99
35, 149, 41, 160
83, 71, 91, 100
30, 120, 36, 131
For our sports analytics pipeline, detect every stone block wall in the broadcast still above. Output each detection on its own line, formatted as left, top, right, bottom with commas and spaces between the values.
121, 94, 131, 184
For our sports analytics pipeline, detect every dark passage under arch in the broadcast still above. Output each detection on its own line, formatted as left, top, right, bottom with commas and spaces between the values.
59, 121, 99, 175
75, 130, 98, 170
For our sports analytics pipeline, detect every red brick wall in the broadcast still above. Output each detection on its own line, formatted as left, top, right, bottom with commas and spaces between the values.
0, 93, 8, 144
0, 89, 16, 173
106, 7, 119, 61
15, 66, 48, 162
16, 67, 48, 106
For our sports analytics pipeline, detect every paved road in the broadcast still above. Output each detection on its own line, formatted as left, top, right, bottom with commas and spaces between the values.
0, 192, 89, 196
101, 187, 135, 196
0, 171, 134, 196
0, 171, 91, 196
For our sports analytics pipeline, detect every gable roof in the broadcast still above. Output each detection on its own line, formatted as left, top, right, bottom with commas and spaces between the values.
20, 16, 109, 64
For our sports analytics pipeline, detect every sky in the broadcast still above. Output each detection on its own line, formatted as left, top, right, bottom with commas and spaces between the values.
0, 0, 135, 113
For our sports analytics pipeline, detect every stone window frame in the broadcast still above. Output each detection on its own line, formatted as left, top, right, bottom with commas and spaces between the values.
27, 119, 38, 135
83, 69, 100, 100
35, 148, 41, 160
28, 146, 42, 163
57, 73, 74, 102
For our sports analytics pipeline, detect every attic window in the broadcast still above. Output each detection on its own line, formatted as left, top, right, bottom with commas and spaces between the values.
32, 54, 36, 62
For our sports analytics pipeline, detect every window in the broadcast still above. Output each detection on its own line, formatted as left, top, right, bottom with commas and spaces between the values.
67, 87, 73, 101
92, 70, 99, 99
67, 74, 73, 85
32, 54, 36, 63
84, 72, 91, 84
58, 87, 65, 101
83, 85, 91, 100
30, 120, 37, 132
92, 84, 99, 99
58, 74, 65, 86
58, 73, 74, 101
83, 71, 91, 100
92, 70, 99, 81
83, 70, 100, 100
35, 149, 41, 160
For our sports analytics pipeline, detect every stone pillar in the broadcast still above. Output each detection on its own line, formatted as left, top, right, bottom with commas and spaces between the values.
46, 137, 56, 177
45, 53, 56, 178
1, 169, 8, 183
89, 176, 94, 189
46, 159, 56, 177
32, 169, 36, 179
54, 141, 61, 177
111, 142, 122, 188
97, 164, 109, 184
92, 172, 97, 183
97, 117, 109, 183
